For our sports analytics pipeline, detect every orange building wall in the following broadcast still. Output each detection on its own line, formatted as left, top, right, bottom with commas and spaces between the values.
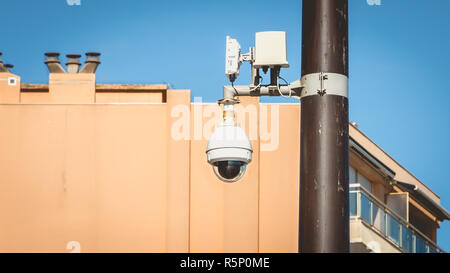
0, 71, 441, 253
0, 104, 170, 252
0, 72, 20, 103
0, 92, 298, 253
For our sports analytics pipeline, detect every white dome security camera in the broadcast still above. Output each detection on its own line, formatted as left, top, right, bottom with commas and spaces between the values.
206, 123, 253, 183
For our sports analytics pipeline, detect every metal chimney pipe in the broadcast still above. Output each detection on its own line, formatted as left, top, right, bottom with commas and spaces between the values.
4, 64, 14, 72
80, 52, 101, 74
66, 54, 82, 73
44, 52, 66, 73
0, 52, 7, 72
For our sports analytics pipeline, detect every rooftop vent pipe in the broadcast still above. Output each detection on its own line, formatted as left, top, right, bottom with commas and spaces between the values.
44, 52, 66, 73
0, 52, 7, 72
66, 54, 82, 73
80, 52, 101, 74
4, 64, 14, 72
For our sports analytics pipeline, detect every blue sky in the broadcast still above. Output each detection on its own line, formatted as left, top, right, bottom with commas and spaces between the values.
2, 0, 449, 251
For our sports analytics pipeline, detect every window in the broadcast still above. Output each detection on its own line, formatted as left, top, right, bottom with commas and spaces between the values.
415, 236, 428, 253
349, 192, 357, 217
387, 215, 401, 245
349, 166, 356, 184
372, 203, 386, 234
358, 173, 373, 193
401, 226, 413, 253
361, 193, 372, 223
349, 166, 373, 194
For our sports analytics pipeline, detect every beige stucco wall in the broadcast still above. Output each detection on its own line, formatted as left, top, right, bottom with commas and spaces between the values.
350, 221, 402, 253
0, 104, 170, 252
0, 72, 20, 103
0, 88, 300, 253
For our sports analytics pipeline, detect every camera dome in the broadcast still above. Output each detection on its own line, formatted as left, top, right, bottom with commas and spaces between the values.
206, 123, 253, 183
213, 160, 247, 183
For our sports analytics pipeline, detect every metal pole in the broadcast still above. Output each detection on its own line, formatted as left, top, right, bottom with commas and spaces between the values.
299, 0, 350, 253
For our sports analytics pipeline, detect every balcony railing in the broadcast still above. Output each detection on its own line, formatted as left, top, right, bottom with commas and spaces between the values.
350, 184, 444, 253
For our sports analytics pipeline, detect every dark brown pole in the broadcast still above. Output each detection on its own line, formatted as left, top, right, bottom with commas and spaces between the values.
299, 0, 350, 253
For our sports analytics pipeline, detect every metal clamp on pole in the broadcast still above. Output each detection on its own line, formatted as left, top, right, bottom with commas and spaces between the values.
300, 72, 348, 99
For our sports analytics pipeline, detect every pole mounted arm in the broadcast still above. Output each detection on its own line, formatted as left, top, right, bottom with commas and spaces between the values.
221, 32, 304, 104
222, 81, 302, 100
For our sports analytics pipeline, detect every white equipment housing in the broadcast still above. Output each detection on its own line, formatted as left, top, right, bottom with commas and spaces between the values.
253, 31, 289, 69
225, 36, 241, 81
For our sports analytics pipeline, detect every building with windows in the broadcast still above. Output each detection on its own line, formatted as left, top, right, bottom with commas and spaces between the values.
0, 53, 448, 253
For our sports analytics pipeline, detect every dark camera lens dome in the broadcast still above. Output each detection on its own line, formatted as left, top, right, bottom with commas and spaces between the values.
217, 161, 244, 180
